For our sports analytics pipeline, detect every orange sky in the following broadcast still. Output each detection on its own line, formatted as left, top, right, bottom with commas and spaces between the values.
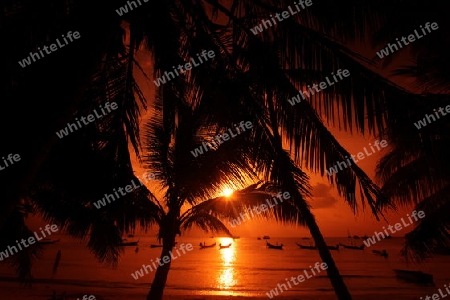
123, 46, 416, 238
127, 118, 414, 238
27, 29, 417, 239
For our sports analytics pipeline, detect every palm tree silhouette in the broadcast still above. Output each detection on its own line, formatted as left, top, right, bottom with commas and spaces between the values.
3, 1, 386, 299
3, 1, 449, 300
365, 1, 450, 260
141, 91, 320, 298
376, 97, 450, 260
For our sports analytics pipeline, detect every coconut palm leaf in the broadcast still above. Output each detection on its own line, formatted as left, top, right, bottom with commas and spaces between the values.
30, 174, 162, 266
0, 203, 42, 283
181, 182, 303, 225
1, 0, 149, 278
376, 95, 450, 261
181, 212, 233, 236
182, 0, 391, 213
401, 200, 450, 261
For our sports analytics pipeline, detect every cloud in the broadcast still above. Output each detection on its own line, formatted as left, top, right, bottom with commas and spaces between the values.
311, 183, 337, 209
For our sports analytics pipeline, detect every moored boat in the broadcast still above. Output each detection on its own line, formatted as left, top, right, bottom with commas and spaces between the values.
38, 238, 60, 245
266, 242, 283, 250
372, 249, 388, 257
263, 236, 270, 240
296, 243, 316, 250
339, 243, 365, 250
394, 269, 434, 285
327, 244, 340, 250
199, 242, 216, 249
219, 243, 232, 249
118, 239, 139, 246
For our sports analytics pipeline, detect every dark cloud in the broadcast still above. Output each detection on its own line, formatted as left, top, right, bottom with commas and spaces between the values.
311, 183, 338, 209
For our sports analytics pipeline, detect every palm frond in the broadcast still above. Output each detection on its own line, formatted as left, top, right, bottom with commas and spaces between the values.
181, 181, 307, 227
181, 212, 232, 236
0, 204, 42, 283
401, 201, 450, 261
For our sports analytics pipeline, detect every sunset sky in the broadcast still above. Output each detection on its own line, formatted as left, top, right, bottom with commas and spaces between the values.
5, 2, 449, 300
25, 34, 417, 239
120, 48, 416, 238
123, 110, 414, 238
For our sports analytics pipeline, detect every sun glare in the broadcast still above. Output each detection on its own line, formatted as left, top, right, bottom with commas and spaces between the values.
222, 188, 233, 197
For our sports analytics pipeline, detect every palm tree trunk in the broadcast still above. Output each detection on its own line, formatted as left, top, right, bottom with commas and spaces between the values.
262, 82, 353, 300
258, 84, 353, 298
299, 200, 352, 300
146, 234, 176, 300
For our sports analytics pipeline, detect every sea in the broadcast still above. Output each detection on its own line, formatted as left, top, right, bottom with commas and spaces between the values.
0, 236, 449, 299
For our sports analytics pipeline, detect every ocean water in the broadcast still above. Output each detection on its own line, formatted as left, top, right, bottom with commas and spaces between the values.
0, 236, 449, 298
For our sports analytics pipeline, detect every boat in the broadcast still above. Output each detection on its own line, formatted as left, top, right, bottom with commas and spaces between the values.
199, 242, 216, 249
219, 243, 232, 249
38, 238, 60, 245
327, 244, 340, 250
266, 242, 283, 250
353, 235, 361, 239
339, 243, 365, 250
362, 235, 369, 239
257, 237, 261, 240
372, 250, 388, 257
296, 243, 316, 250
394, 269, 434, 285
118, 239, 139, 246
301, 237, 310, 240
263, 236, 270, 240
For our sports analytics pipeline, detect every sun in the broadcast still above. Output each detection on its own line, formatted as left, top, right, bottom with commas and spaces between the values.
222, 188, 234, 197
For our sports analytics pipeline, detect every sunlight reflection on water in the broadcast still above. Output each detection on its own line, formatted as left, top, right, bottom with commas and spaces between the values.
217, 238, 237, 291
